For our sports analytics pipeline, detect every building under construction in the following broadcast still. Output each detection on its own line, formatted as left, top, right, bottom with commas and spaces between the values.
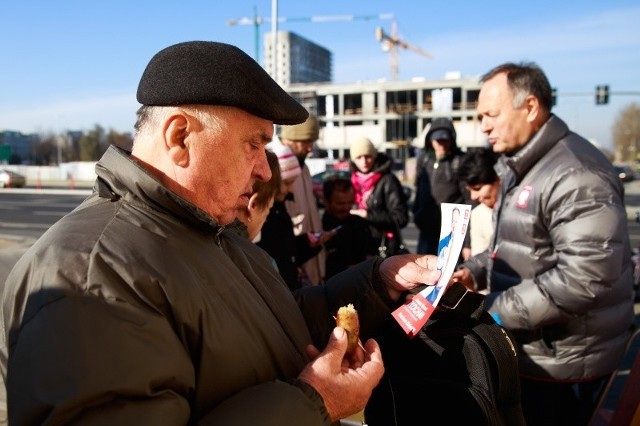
263, 31, 487, 167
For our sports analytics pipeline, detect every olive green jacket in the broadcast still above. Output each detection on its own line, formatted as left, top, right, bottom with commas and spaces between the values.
1, 146, 393, 425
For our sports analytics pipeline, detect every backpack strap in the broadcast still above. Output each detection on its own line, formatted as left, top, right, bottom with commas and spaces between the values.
440, 282, 525, 424
474, 319, 524, 423
440, 281, 485, 318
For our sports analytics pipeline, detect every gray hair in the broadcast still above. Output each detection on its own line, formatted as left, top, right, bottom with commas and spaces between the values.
480, 62, 553, 111
134, 105, 224, 140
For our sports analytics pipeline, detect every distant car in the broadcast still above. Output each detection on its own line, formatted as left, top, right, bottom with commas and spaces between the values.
614, 165, 635, 182
0, 169, 26, 188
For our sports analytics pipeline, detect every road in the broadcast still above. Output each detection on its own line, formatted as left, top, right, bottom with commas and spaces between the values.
2, 177, 640, 248
0, 190, 91, 240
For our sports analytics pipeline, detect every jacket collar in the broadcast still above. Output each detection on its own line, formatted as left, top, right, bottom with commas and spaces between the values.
94, 145, 223, 235
501, 115, 571, 182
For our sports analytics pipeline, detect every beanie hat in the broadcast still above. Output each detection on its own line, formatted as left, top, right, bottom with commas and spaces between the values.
136, 41, 308, 125
268, 143, 301, 181
280, 115, 320, 141
349, 137, 378, 161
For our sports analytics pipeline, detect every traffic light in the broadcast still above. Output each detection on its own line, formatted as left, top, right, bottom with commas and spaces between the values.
595, 85, 609, 105
551, 87, 557, 107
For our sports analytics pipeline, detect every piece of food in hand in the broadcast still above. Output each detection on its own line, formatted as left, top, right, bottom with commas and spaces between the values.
336, 304, 360, 355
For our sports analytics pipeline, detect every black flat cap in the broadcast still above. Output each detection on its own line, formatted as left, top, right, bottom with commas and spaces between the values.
136, 41, 308, 125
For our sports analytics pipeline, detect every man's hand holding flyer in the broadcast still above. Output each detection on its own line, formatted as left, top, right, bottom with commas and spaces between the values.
392, 203, 471, 336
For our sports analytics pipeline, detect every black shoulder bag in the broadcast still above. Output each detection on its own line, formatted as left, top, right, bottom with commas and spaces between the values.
365, 282, 526, 425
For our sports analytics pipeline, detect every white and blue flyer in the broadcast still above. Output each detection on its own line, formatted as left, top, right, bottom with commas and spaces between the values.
392, 203, 471, 337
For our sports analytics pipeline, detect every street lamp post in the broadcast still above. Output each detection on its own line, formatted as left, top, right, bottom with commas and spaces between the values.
271, 0, 278, 82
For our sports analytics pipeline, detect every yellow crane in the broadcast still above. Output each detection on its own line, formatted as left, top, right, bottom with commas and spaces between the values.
375, 20, 432, 80
226, 9, 394, 61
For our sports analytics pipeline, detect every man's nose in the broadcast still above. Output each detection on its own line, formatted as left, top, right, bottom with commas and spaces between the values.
255, 152, 272, 182
480, 117, 491, 134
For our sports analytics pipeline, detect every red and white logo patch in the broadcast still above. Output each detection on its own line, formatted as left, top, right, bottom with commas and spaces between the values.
516, 185, 533, 208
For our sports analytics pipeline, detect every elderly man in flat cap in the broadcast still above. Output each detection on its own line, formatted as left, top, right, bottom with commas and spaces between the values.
0, 41, 441, 425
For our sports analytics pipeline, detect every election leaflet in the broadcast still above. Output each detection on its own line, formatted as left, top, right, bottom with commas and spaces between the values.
392, 203, 471, 337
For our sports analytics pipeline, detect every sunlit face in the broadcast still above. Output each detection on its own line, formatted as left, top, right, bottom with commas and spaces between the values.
466, 180, 500, 208
353, 155, 375, 173
324, 188, 354, 221
184, 107, 272, 225
477, 72, 535, 154
276, 177, 298, 202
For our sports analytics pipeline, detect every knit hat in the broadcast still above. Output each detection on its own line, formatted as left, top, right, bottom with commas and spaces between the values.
349, 137, 378, 161
136, 41, 308, 125
269, 143, 301, 181
280, 115, 320, 141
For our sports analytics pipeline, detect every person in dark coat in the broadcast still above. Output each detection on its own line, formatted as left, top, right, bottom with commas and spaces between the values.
412, 117, 472, 258
321, 175, 378, 279
349, 137, 409, 258
258, 143, 334, 291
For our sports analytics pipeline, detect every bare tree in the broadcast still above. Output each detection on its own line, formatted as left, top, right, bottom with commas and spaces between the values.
107, 130, 133, 152
77, 125, 107, 161
613, 103, 640, 163
34, 136, 57, 165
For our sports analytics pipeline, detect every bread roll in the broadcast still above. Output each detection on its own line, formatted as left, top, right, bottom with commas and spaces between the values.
336, 304, 360, 354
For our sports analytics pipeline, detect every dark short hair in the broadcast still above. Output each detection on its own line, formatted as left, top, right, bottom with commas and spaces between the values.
480, 62, 553, 112
457, 148, 499, 186
323, 175, 353, 201
252, 151, 281, 209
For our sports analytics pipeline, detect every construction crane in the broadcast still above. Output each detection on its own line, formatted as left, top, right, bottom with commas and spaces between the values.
226, 10, 394, 61
375, 20, 431, 80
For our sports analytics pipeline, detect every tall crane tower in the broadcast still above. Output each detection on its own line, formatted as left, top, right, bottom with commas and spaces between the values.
375, 20, 431, 80
226, 10, 394, 61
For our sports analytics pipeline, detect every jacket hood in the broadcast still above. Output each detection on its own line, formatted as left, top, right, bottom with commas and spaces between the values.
424, 117, 458, 151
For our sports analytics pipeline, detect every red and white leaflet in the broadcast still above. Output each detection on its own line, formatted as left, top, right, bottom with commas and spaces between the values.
392, 203, 471, 337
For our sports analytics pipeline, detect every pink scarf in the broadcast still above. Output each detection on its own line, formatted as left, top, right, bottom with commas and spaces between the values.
351, 171, 382, 209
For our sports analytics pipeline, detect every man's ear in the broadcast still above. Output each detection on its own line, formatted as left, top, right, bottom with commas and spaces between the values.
247, 192, 260, 215
525, 95, 540, 123
164, 112, 190, 167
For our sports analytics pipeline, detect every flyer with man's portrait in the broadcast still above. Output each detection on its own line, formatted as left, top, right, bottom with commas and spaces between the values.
392, 203, 471, 337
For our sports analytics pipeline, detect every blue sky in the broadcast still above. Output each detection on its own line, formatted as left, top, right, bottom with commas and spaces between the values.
1, 0, 639, 150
